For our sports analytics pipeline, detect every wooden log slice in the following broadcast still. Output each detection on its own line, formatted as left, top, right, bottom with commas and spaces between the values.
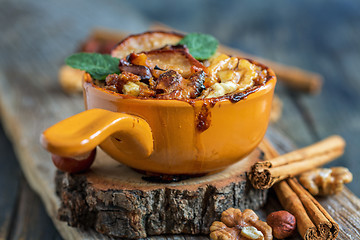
55, 148, 268, 239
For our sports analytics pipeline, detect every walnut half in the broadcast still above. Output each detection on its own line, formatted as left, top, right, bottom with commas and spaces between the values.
210, 208, 272, 240
299, 167, 353, 196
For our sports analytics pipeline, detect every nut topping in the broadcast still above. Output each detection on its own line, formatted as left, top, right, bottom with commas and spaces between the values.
201, 55, 259, 99
210, 208, 272, 240
299, 167, 353, 196
240, 226, 264, 240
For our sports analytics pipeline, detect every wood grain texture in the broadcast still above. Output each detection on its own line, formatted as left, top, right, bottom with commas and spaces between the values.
1, 0, 360, 239
55, 149, 267, 239
7, 178, 63, 240
0, 123, 61, 240
0, 123, 21, 239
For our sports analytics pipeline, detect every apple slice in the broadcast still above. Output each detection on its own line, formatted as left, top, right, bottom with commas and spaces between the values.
128, 47, 207, 78
111, 31, 184, 59
51, 148, 96, 173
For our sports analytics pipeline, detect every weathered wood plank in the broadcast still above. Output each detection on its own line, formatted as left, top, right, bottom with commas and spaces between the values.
1, 0, 360, 239
0, 122, 61, 240
0, 123, 20, 239
7, 177, 63, 240
269, 4, 360, 193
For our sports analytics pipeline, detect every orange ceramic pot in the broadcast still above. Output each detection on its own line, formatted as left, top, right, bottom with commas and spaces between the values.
42, 64, 276, 175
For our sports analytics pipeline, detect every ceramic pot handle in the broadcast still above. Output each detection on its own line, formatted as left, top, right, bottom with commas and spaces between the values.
40, 108, 153, 158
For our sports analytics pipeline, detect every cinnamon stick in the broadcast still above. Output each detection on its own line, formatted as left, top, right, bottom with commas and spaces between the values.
258, 138, 339, 239
287, 178, 339, 239
266, 142, 320, 239
249, 135, 345, 189
274, 179, 339, 239
149, 22, 323, 94
274, 180, 318, 239
266, 137, 340, 239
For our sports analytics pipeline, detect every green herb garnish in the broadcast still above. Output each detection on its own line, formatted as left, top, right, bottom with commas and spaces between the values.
178, 33, 218, 60
65, 53, 120, 80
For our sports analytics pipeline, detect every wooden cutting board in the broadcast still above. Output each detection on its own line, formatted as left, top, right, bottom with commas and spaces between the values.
55, 148, 267, 239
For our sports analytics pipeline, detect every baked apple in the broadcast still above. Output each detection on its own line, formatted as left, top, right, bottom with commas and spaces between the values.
111, 31, 183, 59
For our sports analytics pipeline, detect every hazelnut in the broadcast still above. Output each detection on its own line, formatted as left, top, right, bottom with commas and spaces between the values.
266, 211, 296, 239
51, 148, 96, 173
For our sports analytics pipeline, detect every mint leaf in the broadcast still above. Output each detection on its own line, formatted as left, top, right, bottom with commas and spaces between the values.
178, 33, 218, 60
66, 53, 120, 80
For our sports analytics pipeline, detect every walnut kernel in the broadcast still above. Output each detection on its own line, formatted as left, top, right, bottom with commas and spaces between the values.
240, 226, 264, 240
210, 208, 272, 240
299, 167, 353, 196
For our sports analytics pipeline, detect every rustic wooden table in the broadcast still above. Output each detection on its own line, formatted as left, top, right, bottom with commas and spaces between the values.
1, 0, 360, 239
